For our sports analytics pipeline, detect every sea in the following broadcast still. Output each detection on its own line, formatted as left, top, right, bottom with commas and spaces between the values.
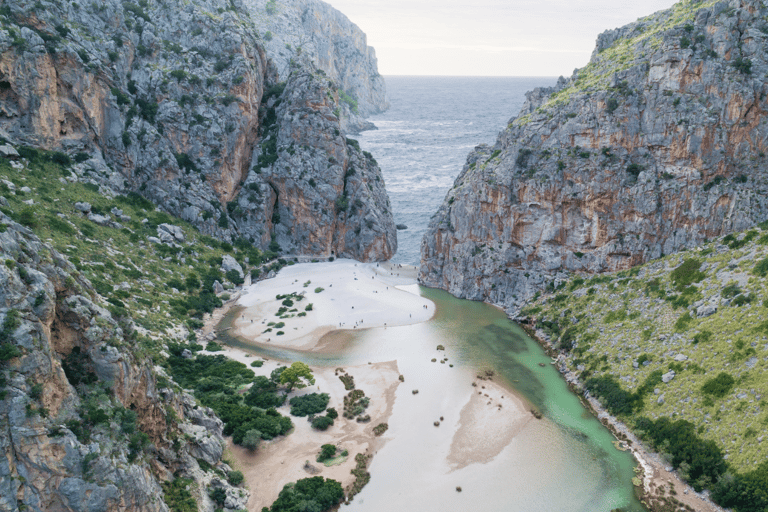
356, 76, 559, 265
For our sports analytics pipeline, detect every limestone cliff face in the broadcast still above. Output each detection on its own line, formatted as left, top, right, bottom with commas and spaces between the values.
0, 0, 394, 261
421, 0, 768, 314
0, 216, 238, 512
243, 0, 389, 132
230, 69, 397, 260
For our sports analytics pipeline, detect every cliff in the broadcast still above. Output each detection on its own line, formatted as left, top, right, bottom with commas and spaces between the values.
243, 0, 389, 132
420, 0, 768, 314
0, 0, 394, 261
0, 213, 242, 512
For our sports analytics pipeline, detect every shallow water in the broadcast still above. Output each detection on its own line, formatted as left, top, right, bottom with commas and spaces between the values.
220, 286, 644, 512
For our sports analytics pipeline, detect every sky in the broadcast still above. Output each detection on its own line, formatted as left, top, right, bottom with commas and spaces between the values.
323, 0, 680, 76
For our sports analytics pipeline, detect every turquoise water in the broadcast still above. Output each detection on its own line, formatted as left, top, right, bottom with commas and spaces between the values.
221, 285, 644, 511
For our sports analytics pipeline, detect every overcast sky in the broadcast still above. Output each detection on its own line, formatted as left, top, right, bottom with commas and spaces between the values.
323, 0, 679, 76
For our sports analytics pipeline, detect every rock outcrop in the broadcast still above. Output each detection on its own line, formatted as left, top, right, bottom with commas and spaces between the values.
0, 0, 394, 261
243, 0, 389, 132
421, 0, 768, 314
0, 215, 240, 511
228, 69, 396, 260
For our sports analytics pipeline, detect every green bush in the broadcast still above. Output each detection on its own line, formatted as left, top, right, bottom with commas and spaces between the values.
225, 269, 243, 285
584, 375, 639, 416
712, 460, 768, 512
289, 393, 330, 417
311, 415, 334, 431
701, 372, 735, 398
263, 477, 343, 512
635, 417, 725, 491
670, 259, 705, 289
162, 478, 198, 512
317, 443, 336, 462
228, 470, 244, 486
244, 376, 285, 409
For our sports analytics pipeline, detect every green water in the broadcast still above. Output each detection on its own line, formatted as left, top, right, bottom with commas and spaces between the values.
220, 285, 645, 511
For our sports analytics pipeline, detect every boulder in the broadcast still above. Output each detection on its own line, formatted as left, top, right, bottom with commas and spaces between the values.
220, 254, 243, 278
0, 144, 20, 159
662, 371, 676, 384
158, 223, 185, 243
697, 304, 718, 317
74, 202, 91, 213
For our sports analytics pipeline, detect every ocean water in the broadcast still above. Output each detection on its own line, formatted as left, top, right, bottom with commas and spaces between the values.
357, 76, 559, 265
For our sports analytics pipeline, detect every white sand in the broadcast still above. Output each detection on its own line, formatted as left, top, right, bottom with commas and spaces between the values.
212, 260, 544, 512
231, 260, 434, 350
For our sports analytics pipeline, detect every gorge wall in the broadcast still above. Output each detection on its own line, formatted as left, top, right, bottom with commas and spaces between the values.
421, 0, 768, 315
0, 0, 394, 261
244, 0, 389, 132
0, 215, 240, 512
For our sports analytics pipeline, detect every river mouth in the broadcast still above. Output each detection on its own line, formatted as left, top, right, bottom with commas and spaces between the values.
217, 279, 645, 512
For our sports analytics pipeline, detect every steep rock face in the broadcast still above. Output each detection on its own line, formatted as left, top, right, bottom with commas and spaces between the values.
243, 0, 389, 132
421, 0, 768, 315
0, 216, 239, 511
0, 0, 394, 261
229, 69, 397, 260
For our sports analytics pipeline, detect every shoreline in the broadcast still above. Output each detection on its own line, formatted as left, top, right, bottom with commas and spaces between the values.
198, 260, 541, 511
517, 321, 727, 512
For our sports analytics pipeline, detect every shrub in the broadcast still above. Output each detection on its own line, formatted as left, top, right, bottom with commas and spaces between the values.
733, 57, 752, 74
162, 478, 197, 512
373, 423, 388, 436
289, 393, 330, 417
584, 375, 639, 416
242, 429, 261, 451
326, 407, 338, 419
317, 444, 336, 462
670, 258, 705, 290
16, 208, 36, 228
225, 269, 243, 285
228, 470, 244, 486
701, 372, 735, 398
264, 477, 343, 512
753, 257, 768, 277
635, 417, 725, 491
605, 97, 619, 113
626, 163, 643, 177
314, 287, 324, 294
311, 415, 334, 431
250, 360, 264, 368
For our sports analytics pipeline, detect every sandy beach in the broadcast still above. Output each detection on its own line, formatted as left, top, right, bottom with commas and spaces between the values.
230, 260, 434, 351
203, 259, 542, 512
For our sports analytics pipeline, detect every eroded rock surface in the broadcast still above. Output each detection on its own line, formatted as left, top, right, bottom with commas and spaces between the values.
0, 0, 394, 261
0, 215, 240, 511
421, 0, 768, 314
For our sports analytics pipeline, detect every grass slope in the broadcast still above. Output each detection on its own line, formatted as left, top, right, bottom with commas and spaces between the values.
0, 146, 291, 359
523, 225, 768, 508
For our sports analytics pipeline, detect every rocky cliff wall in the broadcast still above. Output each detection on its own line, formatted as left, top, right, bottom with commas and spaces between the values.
228, 68, 396, 260
421, 0, 768, 315
0, 0, 394, 261
243, 0, 389, 132
0, 215, 241, 512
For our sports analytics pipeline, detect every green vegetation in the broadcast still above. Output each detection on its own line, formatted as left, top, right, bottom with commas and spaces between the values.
514, 0, 720, 120
0, 146, 282, 363
165, 348, 292, 446
279, 361, 315, 391
523, 225, 768, 508
289, 393, 330, 417
261, 477, 344, 512
316, 443, 336, 462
